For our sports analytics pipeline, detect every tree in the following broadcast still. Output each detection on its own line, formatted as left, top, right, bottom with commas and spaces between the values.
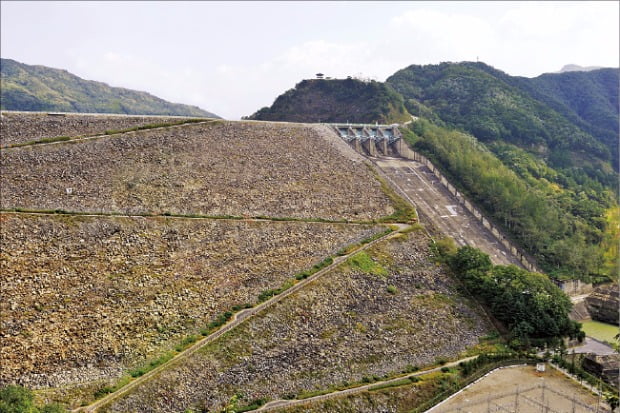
450, 246, 492, 274
0, 385, 66, 413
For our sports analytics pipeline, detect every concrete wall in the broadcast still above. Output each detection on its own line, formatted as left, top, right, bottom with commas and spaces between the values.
559, 279, 594, 296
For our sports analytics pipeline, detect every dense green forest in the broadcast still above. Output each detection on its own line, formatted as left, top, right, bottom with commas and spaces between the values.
247, 77, 410, 124
444, 245, 583, 348
0, 58, 218, 117
405, 119, 617, 281
387, 62, 618, 188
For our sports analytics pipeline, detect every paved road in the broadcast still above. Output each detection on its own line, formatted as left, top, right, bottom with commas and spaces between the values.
374, 157, 522, 267
569, 337, 616, 356
76, 224, 404, 412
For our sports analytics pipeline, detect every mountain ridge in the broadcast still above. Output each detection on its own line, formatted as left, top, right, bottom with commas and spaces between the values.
0, 58, 219, 118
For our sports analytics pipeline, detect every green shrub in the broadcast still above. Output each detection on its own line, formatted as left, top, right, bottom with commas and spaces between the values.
175, 335, 199, 351
258, 289, 279, 302
449, 246, 583, 347
0, 385, 67, 412
128, 351, 175, 378
435, 357, 448, 365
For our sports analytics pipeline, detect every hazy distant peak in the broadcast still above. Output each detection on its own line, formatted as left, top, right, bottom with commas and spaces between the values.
558, 64, 604, 73
0, 58, 220, 118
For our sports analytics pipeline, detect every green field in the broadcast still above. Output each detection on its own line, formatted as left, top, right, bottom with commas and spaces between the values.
581, 320, 619, 344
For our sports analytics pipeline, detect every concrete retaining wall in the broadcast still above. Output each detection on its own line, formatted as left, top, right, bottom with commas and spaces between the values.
559, 279, 594, 296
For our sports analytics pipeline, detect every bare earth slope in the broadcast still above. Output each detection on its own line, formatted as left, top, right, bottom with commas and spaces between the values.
105, 231, 491, 412
1, 120, 393, 220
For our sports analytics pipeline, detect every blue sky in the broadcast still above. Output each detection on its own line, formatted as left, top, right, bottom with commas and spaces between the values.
2, 1, 618, 119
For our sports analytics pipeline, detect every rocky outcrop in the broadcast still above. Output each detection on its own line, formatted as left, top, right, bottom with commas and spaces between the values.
586, 284, 619, 325
582, 353, 620, 387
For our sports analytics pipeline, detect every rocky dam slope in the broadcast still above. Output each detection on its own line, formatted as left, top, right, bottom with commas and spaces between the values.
0, 112, 494, 411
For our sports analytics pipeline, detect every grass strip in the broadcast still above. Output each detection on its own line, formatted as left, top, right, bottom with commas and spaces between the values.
366, 163, 417, 223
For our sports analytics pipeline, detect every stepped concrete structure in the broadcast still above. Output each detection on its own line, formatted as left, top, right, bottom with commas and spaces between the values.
332, 124, 414, 158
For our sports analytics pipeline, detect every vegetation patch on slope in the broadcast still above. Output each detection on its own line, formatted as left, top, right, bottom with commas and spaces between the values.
441, 244, 583, 348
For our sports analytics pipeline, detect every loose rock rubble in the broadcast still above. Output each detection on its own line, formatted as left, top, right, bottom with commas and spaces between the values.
108, 231, 492, 412
0, 213, 383, 390
1, 121, 393, 220
0, 111, 200, 147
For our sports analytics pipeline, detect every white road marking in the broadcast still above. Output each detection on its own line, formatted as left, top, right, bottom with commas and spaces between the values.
446, 205, 458, 216
405, 165, 438, 195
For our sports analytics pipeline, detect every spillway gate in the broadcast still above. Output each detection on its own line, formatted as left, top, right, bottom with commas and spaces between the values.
332, 123, 414, 158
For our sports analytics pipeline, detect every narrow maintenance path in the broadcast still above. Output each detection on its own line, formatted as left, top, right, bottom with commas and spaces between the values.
75, 223, 406, 412
2, 119, 216, 149
253, 356, 478, 412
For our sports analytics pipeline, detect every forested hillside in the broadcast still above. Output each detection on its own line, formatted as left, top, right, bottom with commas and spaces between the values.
384, 62, 618, 281
404, 119, 617, 282
0, 58, 219, 117
387, 62, 617, 187
248, 78, 410, 124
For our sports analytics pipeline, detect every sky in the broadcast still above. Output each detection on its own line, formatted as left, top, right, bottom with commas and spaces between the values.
1, 1, 618, 119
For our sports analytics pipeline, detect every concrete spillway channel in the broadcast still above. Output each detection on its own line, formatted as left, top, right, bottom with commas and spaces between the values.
332, 123, 538, 270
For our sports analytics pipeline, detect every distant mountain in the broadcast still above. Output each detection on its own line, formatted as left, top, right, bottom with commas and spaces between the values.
386, 62, 618, 178
0, 58, 219, 117
558, 64, 604, 73
247, 78, 410, 124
